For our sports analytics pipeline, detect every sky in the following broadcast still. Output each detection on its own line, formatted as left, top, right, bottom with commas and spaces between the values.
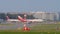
0, 0, 60, 13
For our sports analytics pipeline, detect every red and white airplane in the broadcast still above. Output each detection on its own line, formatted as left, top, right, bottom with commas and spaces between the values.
6, 15, 44, 23
18, 15, 44, 22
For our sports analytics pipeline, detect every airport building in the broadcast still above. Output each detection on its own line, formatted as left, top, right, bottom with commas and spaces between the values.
31, 12, 59, 21
0, 12, 59, 21
6, 12, 35, 19
58, 12, 60, 21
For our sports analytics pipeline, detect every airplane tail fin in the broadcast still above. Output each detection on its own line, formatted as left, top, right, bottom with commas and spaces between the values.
6, 16, 9, 20
18, 16, 25, 22
18, 16, 27, 22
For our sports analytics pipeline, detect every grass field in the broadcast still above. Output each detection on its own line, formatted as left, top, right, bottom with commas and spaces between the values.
0, 32, 60, 34
0, 31, 60, 34
0, 22, 60, 34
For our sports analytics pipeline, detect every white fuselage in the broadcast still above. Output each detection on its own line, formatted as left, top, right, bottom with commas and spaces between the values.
26, 19, 44, 22
7, 19, 19, 21
7, 19, 44, 22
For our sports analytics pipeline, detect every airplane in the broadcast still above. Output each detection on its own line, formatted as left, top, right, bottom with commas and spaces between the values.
6, 14, 44, 23
18, 15, 44, 23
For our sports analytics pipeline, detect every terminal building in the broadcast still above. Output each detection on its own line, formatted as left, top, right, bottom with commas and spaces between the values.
58, 12, 60, 21
31, 12, 59, 21
6, 12, 35, 19
0, 12, 59, 21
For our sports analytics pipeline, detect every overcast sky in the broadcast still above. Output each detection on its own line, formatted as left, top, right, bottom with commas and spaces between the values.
0, 0, 60, 12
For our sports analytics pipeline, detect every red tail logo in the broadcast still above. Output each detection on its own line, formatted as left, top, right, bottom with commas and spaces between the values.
6, 16, 9, 20
18, 16, 27, 22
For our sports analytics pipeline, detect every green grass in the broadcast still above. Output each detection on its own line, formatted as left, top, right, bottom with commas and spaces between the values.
30, 24, 60, 32
0, 22, 60, 34
0, 32, 60, 34
0, 32, 47, 34
0, 24, 14, 26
